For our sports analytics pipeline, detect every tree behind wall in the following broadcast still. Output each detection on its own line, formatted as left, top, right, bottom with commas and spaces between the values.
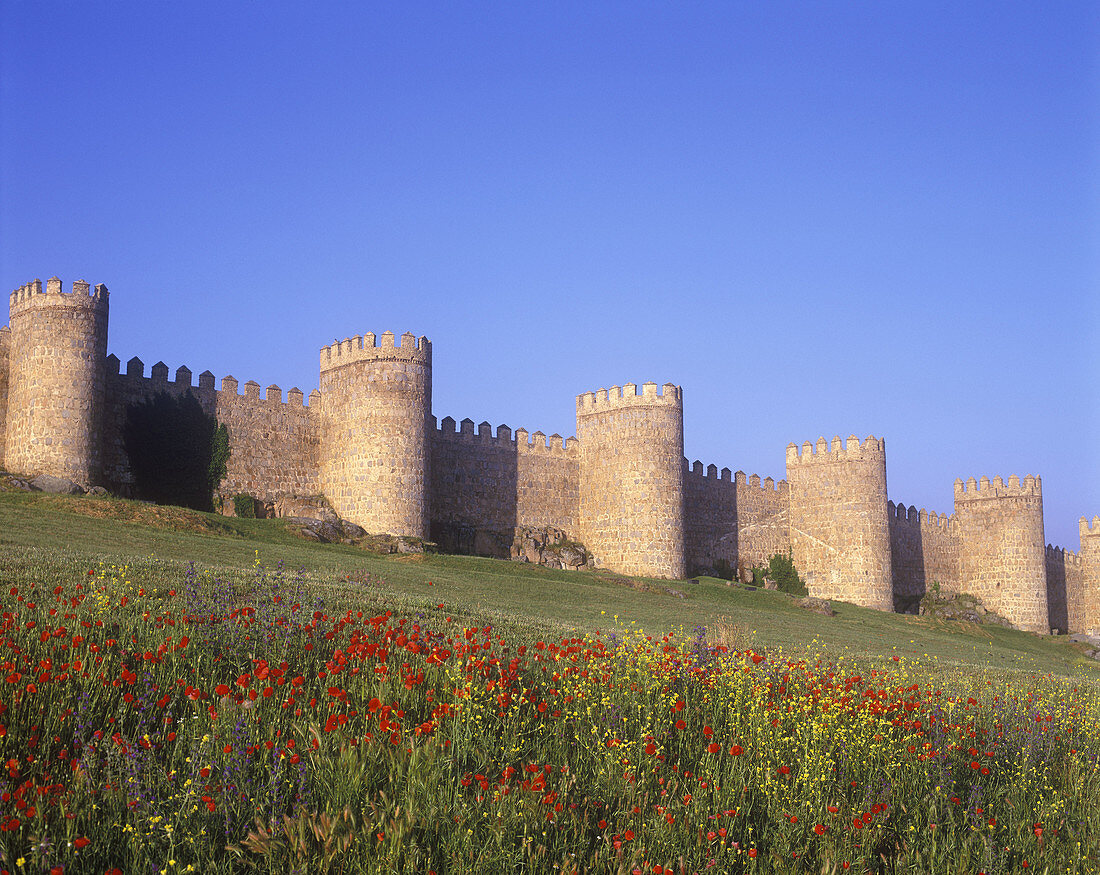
124, 392, 228, 511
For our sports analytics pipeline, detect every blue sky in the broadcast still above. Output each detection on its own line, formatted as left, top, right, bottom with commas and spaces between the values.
2, 2, 1097, 548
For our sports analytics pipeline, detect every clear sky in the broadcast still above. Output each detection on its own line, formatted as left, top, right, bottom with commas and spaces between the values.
1, 2, 1097, 549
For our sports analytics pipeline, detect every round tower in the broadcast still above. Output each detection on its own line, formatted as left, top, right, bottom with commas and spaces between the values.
6, 277, 109, 486
575, 382, 686, 579
785, 435, 893, 610
954, 475, 1048, 633
1079, 516, 1100, 636
318, 331, 431, 538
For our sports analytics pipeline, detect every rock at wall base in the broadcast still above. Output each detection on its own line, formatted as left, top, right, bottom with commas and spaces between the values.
797, 597, 834, 616
30, 474, 85, 495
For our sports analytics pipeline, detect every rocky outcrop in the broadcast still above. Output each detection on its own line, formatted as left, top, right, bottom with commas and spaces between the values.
918, 589, 1015, 628
431, 522, 594, 570
797, 596, 834, 616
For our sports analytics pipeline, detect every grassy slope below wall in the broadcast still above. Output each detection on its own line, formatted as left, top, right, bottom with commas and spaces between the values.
0, 490, 1095, 680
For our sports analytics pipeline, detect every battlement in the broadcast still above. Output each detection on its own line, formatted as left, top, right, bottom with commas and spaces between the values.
433, 416, 577, 454
110, 356, 314, 407
219, 375, 313, 407
953, 474, 1042, 501
576, 381, 681, 412
319, 331, 431, 370
786, 434, 885, 465
1080, 516, 1100, 540
10, 277, 109, 315
683, 461, 789, 495
1047, 543, 1082, 566
887, 500, 957, 533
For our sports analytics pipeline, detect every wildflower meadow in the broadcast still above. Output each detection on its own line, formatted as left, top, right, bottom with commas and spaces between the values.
1, 555, 1099, 873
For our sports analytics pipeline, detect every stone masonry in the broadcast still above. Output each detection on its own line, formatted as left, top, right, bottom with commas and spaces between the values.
2, 275, 1097, 635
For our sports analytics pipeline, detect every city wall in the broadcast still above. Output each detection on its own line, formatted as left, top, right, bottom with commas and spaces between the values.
100, 357, 321, 500
3, 276, 1099, 636
887, 502, 960, 610
684, 464, 789, 577
429, 418, 579, 540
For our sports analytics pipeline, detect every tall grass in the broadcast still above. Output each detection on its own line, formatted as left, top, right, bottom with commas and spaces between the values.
2, 555, 1098, 873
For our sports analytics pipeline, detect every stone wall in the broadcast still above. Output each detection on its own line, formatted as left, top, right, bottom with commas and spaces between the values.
214, 378, 320, 499
318, 332, 431, 538
684, 462, 737, 576
888, 501, 960, 610
954, 475, 1048, 633
1045, 545, 1080, 634
736, 471, 791, 568
429, 418, 579, 537
1080, 517, 1100, 635
100, 358, 320, 500
787, 436, 893, 610
5, 279, 109, 486
683, 464, 790, 577
5, 276, 1099, 622
576, 383, 686, 579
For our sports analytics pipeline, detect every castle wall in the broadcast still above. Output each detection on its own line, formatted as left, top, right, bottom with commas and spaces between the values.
318, 332, 432, 538
888, 501, 960, 611
736, 471, 791, 568
576, 383, 686, 579
684, 462, 737, 576
0, 326, 9, 469
954, 475, 1048, 633
786, 436, 893, 610
1080, 517, 1100, 635
1044, 544, 1081, 634
6, 274, 1097, 631
683, 464, 790, 577
6, 279, 109, 485
100, 359, 320, 500
429, 419, 579, 540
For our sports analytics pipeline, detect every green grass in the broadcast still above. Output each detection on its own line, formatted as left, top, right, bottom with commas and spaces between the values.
0, 489, 1095, 679
3, 490, 1100, 873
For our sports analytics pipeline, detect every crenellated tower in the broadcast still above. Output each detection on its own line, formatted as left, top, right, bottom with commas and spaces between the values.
6, 277, 109, 486
1079, 516, 1100, 635
954, 475, 1048, 632
317, 331, 432, 538
786, 436, 893, 610
576, 382, 686, 579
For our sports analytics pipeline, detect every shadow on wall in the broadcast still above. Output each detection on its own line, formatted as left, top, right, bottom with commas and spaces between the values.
1045, 549, 1070, 634
123, 391, 228, 512
429, 432, 519, 557
890, 506, 927, 614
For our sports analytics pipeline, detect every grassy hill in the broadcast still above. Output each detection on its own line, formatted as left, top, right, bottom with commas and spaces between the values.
1, 489, 1094, 680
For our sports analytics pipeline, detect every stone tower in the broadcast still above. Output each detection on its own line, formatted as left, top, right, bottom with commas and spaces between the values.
6, 277, 109, 486
575, 382, 686, 579
317, 331, 432, 538
954, 475, 1048, 633
1078, 516, 1100, 635
786, 435, 893, 610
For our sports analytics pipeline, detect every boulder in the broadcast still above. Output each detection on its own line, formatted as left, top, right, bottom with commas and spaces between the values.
340, 520, 366, 540
30, 474, 85, 495
797, 597, 834, 617
559, 545, 587, 569
275, 496, 338, 523
287, 517, 343, 544
396, 537, 424, 554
